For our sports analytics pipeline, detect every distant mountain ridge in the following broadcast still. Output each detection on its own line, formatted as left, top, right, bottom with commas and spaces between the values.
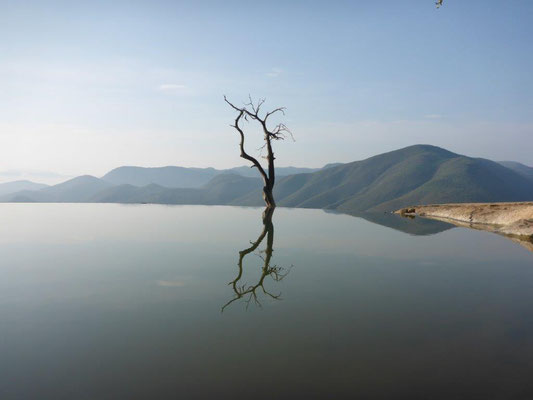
0, 180, 48, 197
498, 161, 533, 183
92, 174, 260, 205
4, 176, 112, 203
2, 145, 533, 212
102, 165, 325, 188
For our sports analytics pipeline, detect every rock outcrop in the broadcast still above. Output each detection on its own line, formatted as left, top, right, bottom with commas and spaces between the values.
395, 202, 533, 251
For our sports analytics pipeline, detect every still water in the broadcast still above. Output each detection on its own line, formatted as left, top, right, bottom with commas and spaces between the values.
0, 204, 532, 399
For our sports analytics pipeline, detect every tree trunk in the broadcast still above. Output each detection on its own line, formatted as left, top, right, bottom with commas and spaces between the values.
262, 184, 276, 208
225, 96, 289, 209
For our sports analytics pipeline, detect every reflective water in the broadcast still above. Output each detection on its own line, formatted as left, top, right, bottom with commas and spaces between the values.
0, 204, 532, 399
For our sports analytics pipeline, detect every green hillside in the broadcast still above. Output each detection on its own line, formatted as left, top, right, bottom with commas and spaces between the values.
233, 145, 533, 211
3, 145, 533, 212
499, 161, 533, 183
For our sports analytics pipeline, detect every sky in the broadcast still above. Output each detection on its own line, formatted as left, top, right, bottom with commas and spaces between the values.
1, 0, 532, 183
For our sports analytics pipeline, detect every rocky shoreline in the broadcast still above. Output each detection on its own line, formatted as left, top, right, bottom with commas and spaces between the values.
395, 202, 533, 251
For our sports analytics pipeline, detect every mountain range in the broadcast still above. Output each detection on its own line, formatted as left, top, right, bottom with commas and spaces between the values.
0, 180, 49, 197
102, 165, 324, 188
1, 145, 532, 213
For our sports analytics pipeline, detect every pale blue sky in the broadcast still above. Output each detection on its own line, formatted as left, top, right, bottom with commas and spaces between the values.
1, 0, 532, 181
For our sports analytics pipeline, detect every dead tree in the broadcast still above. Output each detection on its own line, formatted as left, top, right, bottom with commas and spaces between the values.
224, 96, 292, 208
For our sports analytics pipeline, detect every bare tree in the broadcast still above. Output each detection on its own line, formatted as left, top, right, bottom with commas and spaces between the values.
224, 96, 292, 208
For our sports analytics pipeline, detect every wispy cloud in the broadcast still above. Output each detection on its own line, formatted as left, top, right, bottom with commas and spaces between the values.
266, 68, 283, 78
158, 83, 187, 91
424, 114, 443, 119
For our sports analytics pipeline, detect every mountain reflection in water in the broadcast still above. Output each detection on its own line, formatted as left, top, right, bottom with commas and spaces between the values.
0, 204, 532, 399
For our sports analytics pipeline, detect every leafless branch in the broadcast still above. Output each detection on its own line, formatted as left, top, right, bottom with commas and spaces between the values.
225, 95, 292, 208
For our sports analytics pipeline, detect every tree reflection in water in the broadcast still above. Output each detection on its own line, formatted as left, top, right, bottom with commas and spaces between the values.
222, 207, 291, 311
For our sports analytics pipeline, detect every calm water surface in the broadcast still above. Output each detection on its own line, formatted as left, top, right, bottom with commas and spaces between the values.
0, 204, 532, 399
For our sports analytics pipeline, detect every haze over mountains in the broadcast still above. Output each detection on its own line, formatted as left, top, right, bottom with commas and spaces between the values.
0, 180, 48, 196
102, 165, 323, 188
2, 145, 532, 213
0, 170, 72, 186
